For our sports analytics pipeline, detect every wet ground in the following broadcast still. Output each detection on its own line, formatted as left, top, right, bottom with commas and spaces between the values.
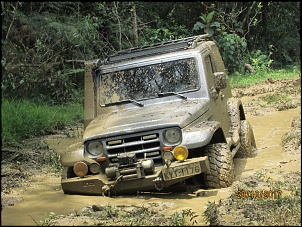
1, 77, 301, 226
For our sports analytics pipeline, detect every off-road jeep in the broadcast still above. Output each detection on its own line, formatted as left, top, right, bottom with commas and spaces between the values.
60, 34, 257, 196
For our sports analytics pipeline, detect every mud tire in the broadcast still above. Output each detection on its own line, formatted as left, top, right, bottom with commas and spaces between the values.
61, 167, 76, 180
204, 143, 235, 188
235, 120, 258, 158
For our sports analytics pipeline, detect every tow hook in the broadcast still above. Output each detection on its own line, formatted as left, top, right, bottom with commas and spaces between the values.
101, 185, 111, 197
153, 177, 164, 191
102, 175, 123, 197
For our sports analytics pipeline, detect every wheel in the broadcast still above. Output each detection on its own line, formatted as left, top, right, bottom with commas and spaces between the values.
61, 167, 76, 180
235, 120, 258, 158
203, 143, 235, 188
61, 167, 77, 194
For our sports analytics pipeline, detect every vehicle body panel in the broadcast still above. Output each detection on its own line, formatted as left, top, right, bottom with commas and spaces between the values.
60, 35, 250, 196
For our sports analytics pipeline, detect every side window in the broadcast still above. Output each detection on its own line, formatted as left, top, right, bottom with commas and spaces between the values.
204, 55, 214, 77
203, 54, 221, 99
210, 45, 226, 72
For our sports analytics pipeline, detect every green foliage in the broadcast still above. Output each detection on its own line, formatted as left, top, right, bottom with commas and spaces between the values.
193, 11, 221, 37
193, 9, 249, 74
1, 2, 300, 103
1, 98, 83, 147
248, 2, 300, 67
144, 28, 176, 43
1, 8, 94, 104
203, 201, 220, 225
40, 212, 65, 226
193, 2, 300, 73
247, 48, 273, 72
142, 4, 191, 44
218, 32, 248, 74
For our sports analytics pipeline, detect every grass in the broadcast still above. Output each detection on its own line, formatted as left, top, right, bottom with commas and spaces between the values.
1, 98, 83, 147
40, 205, 197, 226
229, 66, 301, 88
261, 93, 291, 104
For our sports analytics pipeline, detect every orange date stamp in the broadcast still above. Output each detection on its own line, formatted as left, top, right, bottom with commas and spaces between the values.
235, 189, 282, 199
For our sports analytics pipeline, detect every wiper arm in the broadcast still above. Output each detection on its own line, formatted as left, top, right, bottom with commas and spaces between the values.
104, 99, 144, 107
157, 92, 187, 100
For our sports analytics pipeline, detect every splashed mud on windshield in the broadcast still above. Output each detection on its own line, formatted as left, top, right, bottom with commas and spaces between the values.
100, 58, 199, 106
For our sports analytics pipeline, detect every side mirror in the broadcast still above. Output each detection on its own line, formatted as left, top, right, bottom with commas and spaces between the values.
213, 72, 227, 91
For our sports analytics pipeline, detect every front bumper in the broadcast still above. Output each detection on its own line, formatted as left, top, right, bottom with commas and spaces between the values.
61, 156, 209, 196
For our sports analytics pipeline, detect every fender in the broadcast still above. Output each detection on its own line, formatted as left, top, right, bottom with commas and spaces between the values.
59, 142, 98, 167
182, 121, 222, 149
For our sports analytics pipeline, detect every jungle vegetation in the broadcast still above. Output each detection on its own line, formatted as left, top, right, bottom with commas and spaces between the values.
1, 2, 300, 146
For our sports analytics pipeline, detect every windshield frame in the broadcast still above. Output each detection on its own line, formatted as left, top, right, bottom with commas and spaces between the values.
98, 53, 202, 107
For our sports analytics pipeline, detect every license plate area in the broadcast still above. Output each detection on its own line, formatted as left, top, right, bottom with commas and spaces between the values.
162, 161, 201, 181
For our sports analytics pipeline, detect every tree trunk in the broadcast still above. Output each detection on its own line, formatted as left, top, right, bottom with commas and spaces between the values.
132, 5, 138, 46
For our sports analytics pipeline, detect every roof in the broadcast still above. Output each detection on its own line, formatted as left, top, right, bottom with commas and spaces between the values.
104, 34, 210, 64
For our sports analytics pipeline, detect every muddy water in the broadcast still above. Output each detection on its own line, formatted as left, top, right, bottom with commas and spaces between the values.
1, 107, 301, 226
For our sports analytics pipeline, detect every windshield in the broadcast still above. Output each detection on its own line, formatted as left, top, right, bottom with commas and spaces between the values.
99, 58, 199, 106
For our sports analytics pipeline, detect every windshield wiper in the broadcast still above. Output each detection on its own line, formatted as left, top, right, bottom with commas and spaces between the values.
104, 99, 144, 107
157, 92, 187, 100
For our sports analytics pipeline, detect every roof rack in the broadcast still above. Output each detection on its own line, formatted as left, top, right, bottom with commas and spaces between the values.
104, 34, 209, 64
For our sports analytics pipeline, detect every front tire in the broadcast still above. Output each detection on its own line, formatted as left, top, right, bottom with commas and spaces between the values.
203, 143, 235, 188
61, 167, 76, 179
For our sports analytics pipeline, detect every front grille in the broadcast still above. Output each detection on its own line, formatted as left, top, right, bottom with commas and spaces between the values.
106, 133, 162, 164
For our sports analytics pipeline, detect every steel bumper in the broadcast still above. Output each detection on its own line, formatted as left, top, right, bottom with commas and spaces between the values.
61, 156, 209, 196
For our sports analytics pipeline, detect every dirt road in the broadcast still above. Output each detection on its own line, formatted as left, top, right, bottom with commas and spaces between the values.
1, 77, 301, 226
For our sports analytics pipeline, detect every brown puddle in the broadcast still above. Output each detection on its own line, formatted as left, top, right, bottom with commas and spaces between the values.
1, 107, 301, 226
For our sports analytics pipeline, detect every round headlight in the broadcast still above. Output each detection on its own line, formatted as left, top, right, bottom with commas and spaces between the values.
86, 141, 103, 156
164, 128, 181, 144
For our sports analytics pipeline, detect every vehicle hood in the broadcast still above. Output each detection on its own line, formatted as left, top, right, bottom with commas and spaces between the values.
83, 99, 210, 141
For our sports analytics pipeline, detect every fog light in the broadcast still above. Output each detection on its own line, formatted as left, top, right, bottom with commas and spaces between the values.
162, 151, 174, 167
173, 145, 188, 161
90, 163, 100, 174
162, 151, 174, 161
73, 161, 88, 177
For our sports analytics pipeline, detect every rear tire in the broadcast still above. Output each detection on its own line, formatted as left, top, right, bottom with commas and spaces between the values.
203, 143, 235, 188
235, 120, 258, 158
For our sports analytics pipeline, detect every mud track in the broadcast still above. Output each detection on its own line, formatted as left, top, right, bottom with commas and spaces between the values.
1, 77, 301, 226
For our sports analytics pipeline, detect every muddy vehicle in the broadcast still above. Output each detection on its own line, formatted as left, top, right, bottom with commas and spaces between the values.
59, 34, 257, 196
